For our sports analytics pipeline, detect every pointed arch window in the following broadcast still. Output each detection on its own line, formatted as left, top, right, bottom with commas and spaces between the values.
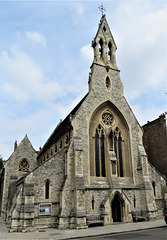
19, 158, 29, 171
108, 41, 112, 61
94, 124, 106, 177
109, 130, 113, 151
99, 39, 103, 58
152, 181, 156, 197
114, 128, 124, 177
45, 180, 50, 199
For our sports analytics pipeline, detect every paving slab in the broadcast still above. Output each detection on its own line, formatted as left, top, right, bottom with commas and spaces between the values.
0, 218, 166, 240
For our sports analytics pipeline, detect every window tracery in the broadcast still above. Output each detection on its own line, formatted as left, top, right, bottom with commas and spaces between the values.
102, 112, 113, 125
19, 158, 29, 171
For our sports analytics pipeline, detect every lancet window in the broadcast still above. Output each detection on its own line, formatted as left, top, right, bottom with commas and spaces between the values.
108, 41, 112, 61
45, 179, 50, 199
99, 39, 103, 58
152, 181, 156, 197
94, 124, 106, 177
114, 128, 124, 177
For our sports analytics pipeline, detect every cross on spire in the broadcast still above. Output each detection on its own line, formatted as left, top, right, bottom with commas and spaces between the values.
98, 3, 106, 16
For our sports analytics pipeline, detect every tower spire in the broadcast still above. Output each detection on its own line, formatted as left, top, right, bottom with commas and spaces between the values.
91, 14, 118, 69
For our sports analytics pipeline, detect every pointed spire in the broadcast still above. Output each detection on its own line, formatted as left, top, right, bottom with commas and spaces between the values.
91, 15, 118, 69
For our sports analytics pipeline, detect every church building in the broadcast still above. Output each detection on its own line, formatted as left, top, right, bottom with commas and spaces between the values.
1, 14, 167, 232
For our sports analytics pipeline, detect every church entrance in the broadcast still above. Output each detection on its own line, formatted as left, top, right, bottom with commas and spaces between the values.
111, 194, 123, 222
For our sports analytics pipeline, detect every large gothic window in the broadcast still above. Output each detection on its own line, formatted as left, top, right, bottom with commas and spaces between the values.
114, 128, 124, 177
94, 124, 106, 177
19, 158, 29, 171
90, 105, 131, 179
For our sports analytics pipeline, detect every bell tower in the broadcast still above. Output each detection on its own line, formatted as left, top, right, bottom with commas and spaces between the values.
88, 14, 122, 95
91, 14, 118, 69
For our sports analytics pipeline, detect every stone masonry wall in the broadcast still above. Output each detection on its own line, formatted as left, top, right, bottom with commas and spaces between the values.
1, 136, 37, 219
24, 146, 67, 229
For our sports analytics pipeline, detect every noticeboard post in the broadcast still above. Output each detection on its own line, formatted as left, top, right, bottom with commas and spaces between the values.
39, 203, 52, 216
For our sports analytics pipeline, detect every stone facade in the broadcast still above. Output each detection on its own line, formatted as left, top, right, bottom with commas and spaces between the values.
0, 135, 38, 225
1, 15, 167, 232
143, 115, 167, 177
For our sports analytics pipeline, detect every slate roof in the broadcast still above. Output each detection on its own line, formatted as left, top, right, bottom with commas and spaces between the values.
38, 93, 88, 158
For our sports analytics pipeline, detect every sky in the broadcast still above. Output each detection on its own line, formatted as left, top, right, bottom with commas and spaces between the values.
0, 0, 166, 159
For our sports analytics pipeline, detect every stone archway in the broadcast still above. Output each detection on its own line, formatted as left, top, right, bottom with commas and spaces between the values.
111, 193, 123, 222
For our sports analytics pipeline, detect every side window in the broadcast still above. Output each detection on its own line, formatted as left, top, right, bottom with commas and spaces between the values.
45, 179, 50, 200
19, 158, 29, 171
152, 181, 156, 197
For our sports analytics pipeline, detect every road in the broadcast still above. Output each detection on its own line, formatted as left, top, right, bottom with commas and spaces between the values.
77, 227, 167, 240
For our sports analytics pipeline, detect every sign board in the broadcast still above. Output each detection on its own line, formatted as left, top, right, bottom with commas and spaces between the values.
39, 203, 52, 215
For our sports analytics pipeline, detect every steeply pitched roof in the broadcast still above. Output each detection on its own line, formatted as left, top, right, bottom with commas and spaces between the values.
5, 134, 36, 162
38, 93, 89, 158
92, 14, 117, 50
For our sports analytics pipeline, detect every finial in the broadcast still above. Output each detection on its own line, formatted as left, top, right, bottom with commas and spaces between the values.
98, 3, 106, 16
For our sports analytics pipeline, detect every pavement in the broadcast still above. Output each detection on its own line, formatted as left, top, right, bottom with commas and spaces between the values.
0, 217, 166, 240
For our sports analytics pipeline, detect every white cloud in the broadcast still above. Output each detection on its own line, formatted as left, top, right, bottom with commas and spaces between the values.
70, 2, 85, 25
131, 103, 165, 126
144, 8, 167, 44
80, 44, 93, 62
0, 49, 65, 102
72, 2, 85, 16
26, 31, 47, 47
114, 1, 167, 100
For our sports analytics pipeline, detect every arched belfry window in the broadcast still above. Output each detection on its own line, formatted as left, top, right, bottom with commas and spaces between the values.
108, 41, 112, 61
114, 128, 124, 177
94, 124, 106, 177
45, 179, 50, 199
19, 158, 29, 171
99, 39, 103, 58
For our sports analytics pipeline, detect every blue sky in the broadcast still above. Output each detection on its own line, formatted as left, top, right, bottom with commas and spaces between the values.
0, 0, 166, 159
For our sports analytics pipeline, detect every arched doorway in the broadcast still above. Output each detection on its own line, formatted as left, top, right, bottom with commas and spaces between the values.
111, 194, 123, 222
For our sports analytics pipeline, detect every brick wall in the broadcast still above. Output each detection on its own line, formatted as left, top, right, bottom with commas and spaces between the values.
143, 115, 167, 177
